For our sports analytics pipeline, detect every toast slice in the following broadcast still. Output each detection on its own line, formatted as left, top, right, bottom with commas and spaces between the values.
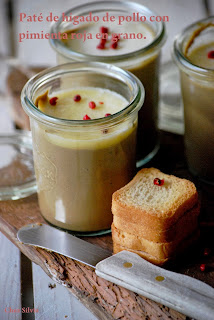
113, 229, 200, 266
112, 168, 198, 230
113, 204, 199, 242
111, 223, 198, 260
113, 243, 169, 266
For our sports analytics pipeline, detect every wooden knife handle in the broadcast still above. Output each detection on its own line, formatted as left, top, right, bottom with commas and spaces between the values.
96, 251, 214, 320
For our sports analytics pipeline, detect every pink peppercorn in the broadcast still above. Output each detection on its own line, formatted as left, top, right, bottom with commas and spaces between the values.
207, 50, 214, 59
83, 114, 91, 120
89, 101, 96, 109
49, 97, 58, 105
200, 264, 206, 272
100, 26, 108, 34
73, 94, 81, 102
154, 178, 164, 186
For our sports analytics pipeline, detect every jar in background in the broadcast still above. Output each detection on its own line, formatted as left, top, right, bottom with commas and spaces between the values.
173, 17, 214, 184
49, 1, 166, 167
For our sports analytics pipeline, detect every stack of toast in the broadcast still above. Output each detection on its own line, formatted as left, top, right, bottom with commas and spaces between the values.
112, 168, 200, 265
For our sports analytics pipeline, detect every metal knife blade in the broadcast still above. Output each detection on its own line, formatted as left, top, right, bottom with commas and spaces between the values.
17, 223, 214, 320
17, 223, 111, 268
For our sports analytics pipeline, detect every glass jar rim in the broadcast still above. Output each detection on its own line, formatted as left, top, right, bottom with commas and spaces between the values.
49, 0, 166, 63
173, 16, 214, 79
21, 61, 144, 129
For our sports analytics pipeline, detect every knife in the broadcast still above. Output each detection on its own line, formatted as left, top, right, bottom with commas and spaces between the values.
17, 223, 214, 320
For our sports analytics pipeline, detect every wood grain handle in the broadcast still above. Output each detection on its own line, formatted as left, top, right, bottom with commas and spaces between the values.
96, 251, 214, 320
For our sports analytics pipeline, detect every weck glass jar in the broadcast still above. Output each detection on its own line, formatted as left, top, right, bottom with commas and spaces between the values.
21, 62, 144, 235
173, 17, 214, 185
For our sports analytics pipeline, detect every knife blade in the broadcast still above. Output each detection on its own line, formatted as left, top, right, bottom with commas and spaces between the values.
17, 223, 111, 268
17, 223, 214, 320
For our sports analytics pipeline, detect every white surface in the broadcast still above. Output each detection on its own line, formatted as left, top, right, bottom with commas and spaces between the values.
33, 263, 98, 320
0, 232, 21, 320
0, 0, 10, 57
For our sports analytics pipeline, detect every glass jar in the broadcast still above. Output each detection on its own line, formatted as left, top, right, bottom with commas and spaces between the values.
21, 62, 144, 235
49, 1, 166, 167
173, 17, 214, 184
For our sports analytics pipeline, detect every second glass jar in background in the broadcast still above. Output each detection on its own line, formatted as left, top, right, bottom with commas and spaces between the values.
173, 17, 214, 184
21, 62, 144, 235
49, 1, 166, 167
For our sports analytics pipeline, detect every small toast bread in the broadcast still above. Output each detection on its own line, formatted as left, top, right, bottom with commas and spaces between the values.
113, 243, 168, 266
113, 229, 200, 266
112, 223, 198, 260
112, 168, 198, 230
113, 204, 199, 242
